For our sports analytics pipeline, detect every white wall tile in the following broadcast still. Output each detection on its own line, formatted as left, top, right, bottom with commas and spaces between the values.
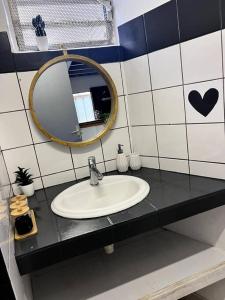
105, 159, 117, 172
18, 71, 37, 109
35, 142, 73, 176
187, 123, 225, 163
27, 110, 49, 143
113, 96, 128, 129
75, 162, 105, 180
42, 170, 75, 188
153, 86, 185, 124
102, 127, 131, 160
0, 151, 10, 187
141, 156, 159, 169
0, 111, 32, 150
159, 158, 189, 174
157, 125, 188, 159
102, 62, 124, 96
71, 141, 103, 168
181, 31, 223, 84
123, 55, 151, 94
3, 145, 40, 183
184, 79, 224, 123
127, 92, 154, 126
132, 126, 158, 156
149, 45, 182, 89
190, 161, 225, 180
222, 29, 225, 73
0, 73, 24, 113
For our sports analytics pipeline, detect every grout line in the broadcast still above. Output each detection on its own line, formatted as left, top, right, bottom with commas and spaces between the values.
176, 0, 191, 175
219, 0, 225, 170
69, 147, 77, 181
119, 61, 133, 152
41, 168, 75, 178
107, 216, 114, 225
111, 125, 128, 130
100, 139, 107, 173
15, 72, 45, 189
143, 15, 161, 169
142, 154, 225, 166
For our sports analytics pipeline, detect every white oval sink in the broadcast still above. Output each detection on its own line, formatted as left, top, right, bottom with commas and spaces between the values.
51, 175, 150, 219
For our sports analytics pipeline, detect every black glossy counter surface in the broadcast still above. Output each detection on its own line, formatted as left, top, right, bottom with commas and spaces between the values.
15, 168, 225, 274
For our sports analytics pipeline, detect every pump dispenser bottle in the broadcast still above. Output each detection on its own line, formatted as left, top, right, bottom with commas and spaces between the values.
116, 144, 128, 172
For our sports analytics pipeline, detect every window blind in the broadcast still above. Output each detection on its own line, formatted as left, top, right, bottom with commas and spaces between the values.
7, 0, 113, 51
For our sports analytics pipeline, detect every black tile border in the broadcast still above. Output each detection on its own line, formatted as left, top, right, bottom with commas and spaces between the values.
1, 0, 225, 74
177, 0, 221, 43
144, 0, 180, 53
0, 32, 121, 74
118, 0, 225, 62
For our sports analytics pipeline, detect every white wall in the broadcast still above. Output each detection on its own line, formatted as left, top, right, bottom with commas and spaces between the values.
112, 0, 171, 26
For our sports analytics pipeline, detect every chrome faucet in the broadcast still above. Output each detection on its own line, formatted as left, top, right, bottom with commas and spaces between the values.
88, 156, 103, 186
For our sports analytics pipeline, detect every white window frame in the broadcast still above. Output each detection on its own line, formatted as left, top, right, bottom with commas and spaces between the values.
4, 0, 114, 52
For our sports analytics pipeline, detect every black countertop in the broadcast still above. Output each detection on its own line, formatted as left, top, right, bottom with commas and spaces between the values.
15, 168, 225, 275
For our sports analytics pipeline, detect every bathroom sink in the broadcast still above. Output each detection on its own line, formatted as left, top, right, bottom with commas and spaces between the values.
51, 175, 150, 219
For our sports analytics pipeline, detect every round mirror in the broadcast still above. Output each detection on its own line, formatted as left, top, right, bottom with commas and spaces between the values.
29, 54, 118, 147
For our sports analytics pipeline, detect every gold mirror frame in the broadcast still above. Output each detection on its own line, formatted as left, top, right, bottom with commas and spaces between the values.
29, 54, 118, 147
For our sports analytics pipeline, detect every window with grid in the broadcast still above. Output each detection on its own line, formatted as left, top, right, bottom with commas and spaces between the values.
7, 0, 113, 51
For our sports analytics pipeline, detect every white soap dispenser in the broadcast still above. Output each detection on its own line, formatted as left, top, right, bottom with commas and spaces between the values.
116, 144, 128, 172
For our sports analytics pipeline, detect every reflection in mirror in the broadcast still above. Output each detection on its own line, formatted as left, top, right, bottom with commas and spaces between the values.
32, 58, 113, 144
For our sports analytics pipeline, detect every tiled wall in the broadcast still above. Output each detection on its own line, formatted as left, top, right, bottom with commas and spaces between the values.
0, 61, 133, 192
2, 0, 225, 190
0, 33, 135, 192
120, 0, 225, 180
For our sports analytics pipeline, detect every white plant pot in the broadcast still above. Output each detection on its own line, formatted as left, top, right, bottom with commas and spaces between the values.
20, 183, 35, 197
36, 36, 48, 51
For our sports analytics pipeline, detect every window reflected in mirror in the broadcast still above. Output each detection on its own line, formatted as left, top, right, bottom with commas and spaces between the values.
30, 55, 117, 146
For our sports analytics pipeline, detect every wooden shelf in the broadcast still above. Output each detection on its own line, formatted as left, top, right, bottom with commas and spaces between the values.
31, 229, 225, 300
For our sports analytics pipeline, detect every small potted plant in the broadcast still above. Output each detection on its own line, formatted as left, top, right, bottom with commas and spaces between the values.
14, 167, 34, 197
32, 14, 48, 51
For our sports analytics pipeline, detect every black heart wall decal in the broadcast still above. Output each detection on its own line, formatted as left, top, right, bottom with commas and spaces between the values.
188, 88, 219, 117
